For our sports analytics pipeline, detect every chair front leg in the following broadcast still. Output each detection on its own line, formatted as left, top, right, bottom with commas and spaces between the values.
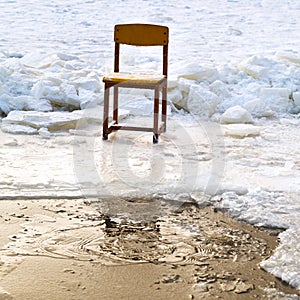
103, 83, 110, 140
153, 87, 160, 143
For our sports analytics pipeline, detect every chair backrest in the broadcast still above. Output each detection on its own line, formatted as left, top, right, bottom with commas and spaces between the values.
113, 23, 169, 76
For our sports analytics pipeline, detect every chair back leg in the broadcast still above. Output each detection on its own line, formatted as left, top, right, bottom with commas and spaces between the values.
113, 86, 119, 123
162, 85, 167, 132
154, 88, 160, 134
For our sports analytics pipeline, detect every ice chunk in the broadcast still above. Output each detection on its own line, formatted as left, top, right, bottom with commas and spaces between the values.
56, 53, 78, 61
279, 118, 299, 126
2, 110, 87, 131
178, 77, 194, 94
0, 94, 13, 114
0, 65, 9, 80
3, 57, 23, 72
276, 51, 300, 64
260, 88, 291, 113
18, 95, 52, 112
78, 88, 99, 109
31, 80, 47, 99
293, 92, 300, 107
60, 83, 80, 107
176, 63, 219, 82
168, 88, 185, 109
43, 76, 63, 86
240, 64, 267, 79
38, 127, 52, 139
73, 78, 101, 92
186, 85, 219, 118
167, 76, 178, 89
243, 98, 275, 118
210, 80, 230, 97
1, 123, 38, 134
32, 80, 81, 108
216, 183, 248, 195
31, 81, 64, 104
222, 124, 261, 138
20, 52, 56, 69
31, 80, 80, 108
238, 56, 268, 79
260, 227, 300, 289
0, 94, 52, 114
168, 77, 194, 109
220, 105, 253, 124
121, 97, 154, 115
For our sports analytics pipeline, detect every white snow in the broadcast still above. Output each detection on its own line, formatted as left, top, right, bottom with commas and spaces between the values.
0, 0, 300, 293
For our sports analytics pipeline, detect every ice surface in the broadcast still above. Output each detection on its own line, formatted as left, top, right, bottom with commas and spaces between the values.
0, 0, 300, 292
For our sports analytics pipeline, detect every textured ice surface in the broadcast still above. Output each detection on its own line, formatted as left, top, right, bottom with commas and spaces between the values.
0, 0, 300, 291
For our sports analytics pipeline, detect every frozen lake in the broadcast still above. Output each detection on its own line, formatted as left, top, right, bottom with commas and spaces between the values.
0, 0, 300, 293
1, 0, 300, 64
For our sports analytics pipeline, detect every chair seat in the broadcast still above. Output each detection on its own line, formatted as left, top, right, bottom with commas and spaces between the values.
103, 72, 166, 85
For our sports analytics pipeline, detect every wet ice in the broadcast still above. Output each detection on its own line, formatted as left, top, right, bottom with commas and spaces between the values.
0, 0, 300, 291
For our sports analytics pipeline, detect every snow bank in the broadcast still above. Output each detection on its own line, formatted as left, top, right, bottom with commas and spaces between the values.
0, 51, 102, 116
167, 51, 300, 121
1, 50, 300, 134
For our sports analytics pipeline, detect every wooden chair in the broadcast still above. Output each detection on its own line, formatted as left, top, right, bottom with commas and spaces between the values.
102, 23, 169, 144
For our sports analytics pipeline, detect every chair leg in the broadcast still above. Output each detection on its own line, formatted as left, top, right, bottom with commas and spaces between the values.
153, 133, 159, 144
162, 85, 167, 132
113, 86, 119, 124
153, 88, 159, 144
103, 84, 110, 140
